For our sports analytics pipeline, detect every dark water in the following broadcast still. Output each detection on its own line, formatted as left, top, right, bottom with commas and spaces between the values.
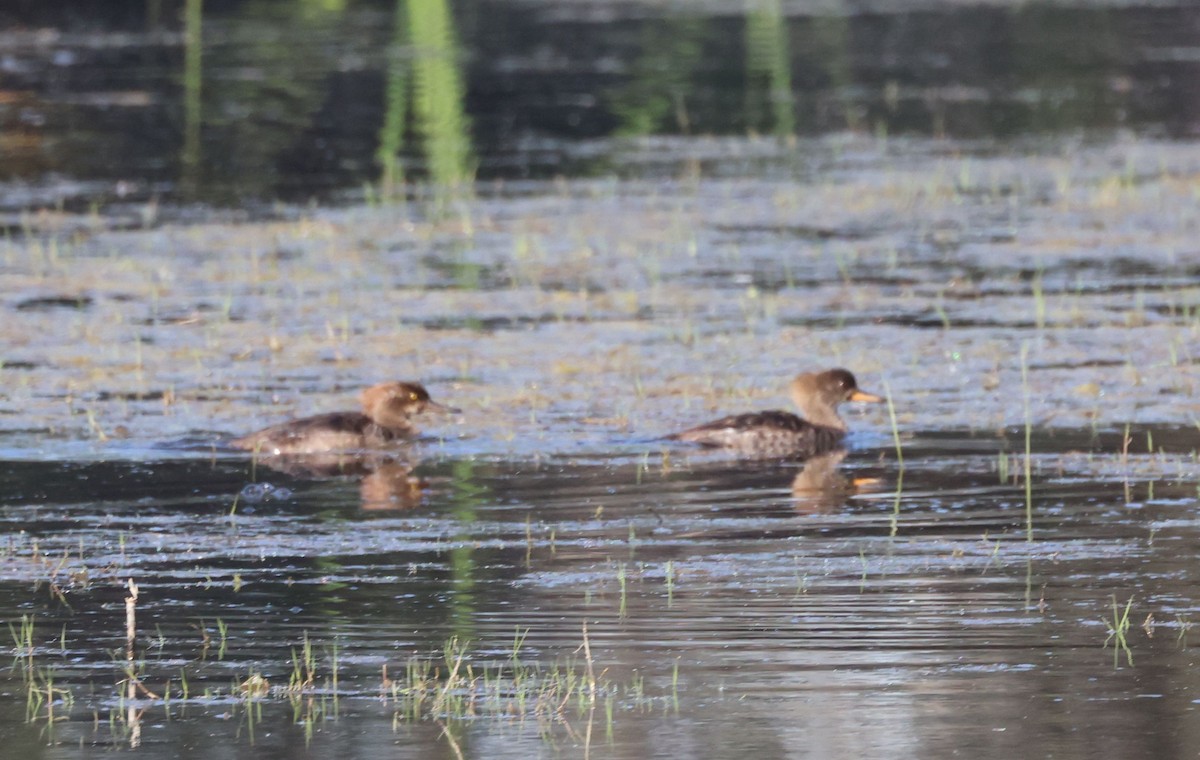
2, 429, 1200, 758
5, 1, 1200, 758
3, 0, 1200, 210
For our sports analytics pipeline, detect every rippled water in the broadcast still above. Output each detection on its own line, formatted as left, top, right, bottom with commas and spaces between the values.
1, 426, 1199, 757
4, 135, 1200, 756
5, 1, 1200, 758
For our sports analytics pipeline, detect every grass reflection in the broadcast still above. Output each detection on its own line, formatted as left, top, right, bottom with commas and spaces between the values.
745, 0, 795, 137
612, 16, 707, 135
180, 0, 203, 199
447, 460, 488, 640
377, 0, 409, 199
408, 0, 474, 202
803, 16, 855, 131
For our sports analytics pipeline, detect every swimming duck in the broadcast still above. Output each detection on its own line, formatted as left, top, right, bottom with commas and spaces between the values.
232, 381, 457, 456
668, 368, 882, 457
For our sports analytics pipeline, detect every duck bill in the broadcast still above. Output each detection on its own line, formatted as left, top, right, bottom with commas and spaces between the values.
423, 400, 462, 415
848, 390, 884, 403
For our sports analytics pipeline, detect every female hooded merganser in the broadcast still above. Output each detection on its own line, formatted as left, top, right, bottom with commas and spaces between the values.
232, 381, 458, 456
668, 368, 882, 457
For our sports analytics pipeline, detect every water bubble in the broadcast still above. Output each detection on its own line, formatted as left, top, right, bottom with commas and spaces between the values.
239, 482, 291, 503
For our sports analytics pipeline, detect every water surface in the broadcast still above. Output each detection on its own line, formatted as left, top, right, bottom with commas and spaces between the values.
3, 1, 1200, 758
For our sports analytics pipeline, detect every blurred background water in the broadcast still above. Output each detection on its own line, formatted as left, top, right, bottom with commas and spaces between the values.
2, 0, 1199, 211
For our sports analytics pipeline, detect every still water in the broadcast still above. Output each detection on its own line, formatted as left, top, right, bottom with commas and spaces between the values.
3, 0, 1200, 758
3, 0, 1200, 208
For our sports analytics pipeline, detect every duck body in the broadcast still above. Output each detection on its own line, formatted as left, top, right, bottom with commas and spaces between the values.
668, 409, 847, 458
231, 411, 410, 456
231, 381, 456, 456
668, 368, 881, 459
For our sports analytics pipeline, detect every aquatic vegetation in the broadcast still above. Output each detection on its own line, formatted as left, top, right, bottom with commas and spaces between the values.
1104, 595, 1135, 669
13, 614, 667, 752
4, 139, 1200, 453
4, 37, 1200, 756
1021, 344, 1034, 541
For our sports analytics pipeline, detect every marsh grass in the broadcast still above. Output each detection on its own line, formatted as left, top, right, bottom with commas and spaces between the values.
1176, 616, 1192, 649
9, 613, 34, 657
25, 666, 73, 728
1121, 423, 1133, 504
216, 618, 228, 661
525, 515, 533, 567
1104, 595, 1135, 668
288, 633, 318, 692
664, 560, 675, 607
21, 614, 667, 749
617, 562, 628, 617
884, 380, 904, 537
1020, 344, 1033, 541
1031, 267, 1046, 331
7, 135, 1200, 751
374, 625, 659, 729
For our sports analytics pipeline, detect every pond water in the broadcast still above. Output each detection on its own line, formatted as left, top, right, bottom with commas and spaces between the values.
3, 1, 1200, 758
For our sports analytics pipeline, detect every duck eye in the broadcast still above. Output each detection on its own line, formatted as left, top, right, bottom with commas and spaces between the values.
409, 392, 419, 400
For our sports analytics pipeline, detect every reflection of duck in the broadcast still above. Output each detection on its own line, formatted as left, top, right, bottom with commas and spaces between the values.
243, 450, 408, 478
791, 450, 885, 514
232, 382, 457, 456
247, 453, 428, 511
791, 450, 850, 497
668, 368, 882, 458
790, 450, 850, 513
359, 460, 427, 511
